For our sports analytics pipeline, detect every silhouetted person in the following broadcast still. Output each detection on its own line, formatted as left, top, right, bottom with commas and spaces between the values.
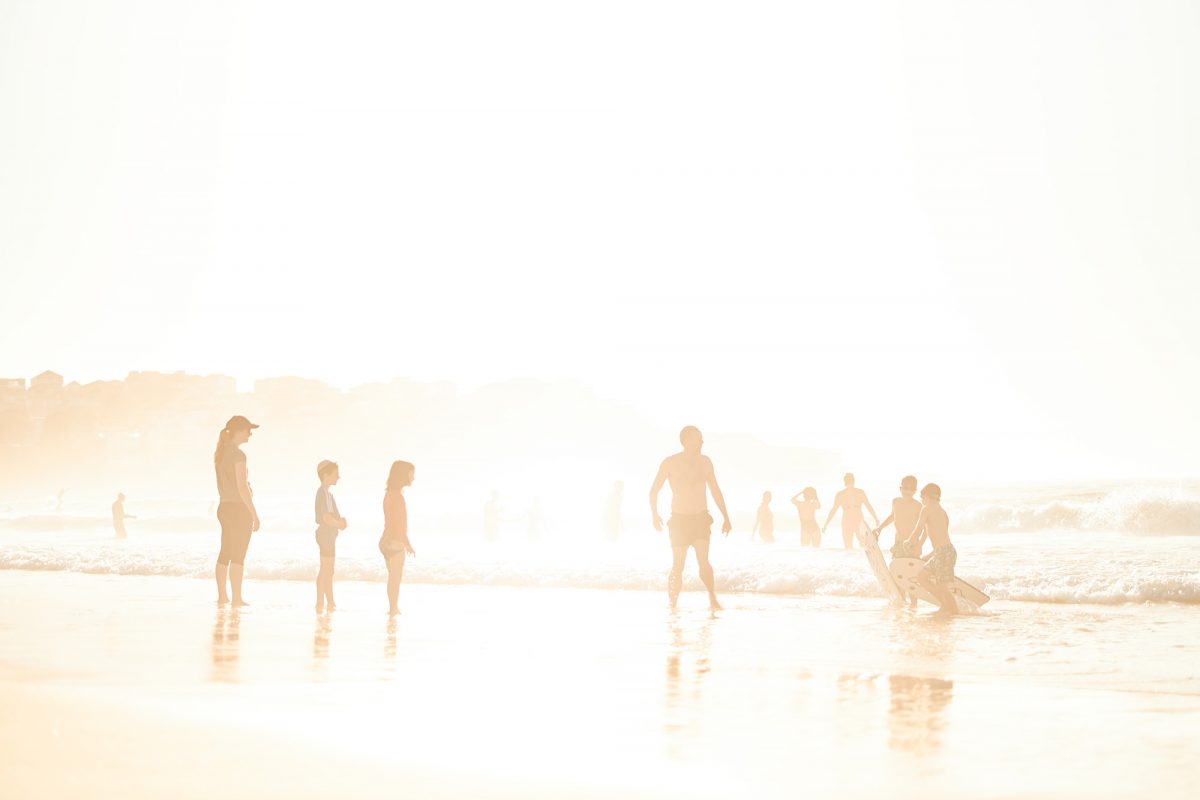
314, 460, 347, 612
214, 415, 260, 606
649, 426, 732, 610
751, 491, 775, 543
483, 491, 501, 541
875, 475, 923, 555
901, 483, 957, 616
822, 473, 878, 549
379, 460, 416, 615
604, 481, 624, 541
111, 492, 135, 539
875, 475, 923, 607
791, 487, 821, 547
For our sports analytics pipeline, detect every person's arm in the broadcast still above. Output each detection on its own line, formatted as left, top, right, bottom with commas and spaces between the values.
903, 508, 927, 548
862, 492, 879, 525
649, 460, 668, 531
873, 501, 892, 537
790, 491, 804, 505
705, 458, 732, 536
822, 493, 841, 532
235, 461, 259, 531
399, 495, 414, 555
388, 493, 415, 555
317, 490, 341, 529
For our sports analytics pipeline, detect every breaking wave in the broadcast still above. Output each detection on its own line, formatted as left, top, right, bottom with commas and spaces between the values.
2, 536, 1197, 606
952, 486, 1200, 536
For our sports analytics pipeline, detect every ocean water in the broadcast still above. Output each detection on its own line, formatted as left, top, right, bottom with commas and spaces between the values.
3, 482, 1199, 797
3, 481, 1199, 605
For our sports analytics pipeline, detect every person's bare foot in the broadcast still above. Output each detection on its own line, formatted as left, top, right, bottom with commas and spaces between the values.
388, 608, 400, 617
233, 599, 249, 607
709, 598, 723, 611
326, 604, 336, 611
217, 597, 229, 606
315, 604, 324, 613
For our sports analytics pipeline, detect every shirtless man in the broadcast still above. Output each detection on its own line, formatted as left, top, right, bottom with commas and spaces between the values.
649, 426, 733, 610
821, 473, 879, 549
902, 483, 957, 616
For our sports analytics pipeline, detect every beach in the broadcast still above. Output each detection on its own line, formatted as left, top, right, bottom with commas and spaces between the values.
2, 567, 1198, 799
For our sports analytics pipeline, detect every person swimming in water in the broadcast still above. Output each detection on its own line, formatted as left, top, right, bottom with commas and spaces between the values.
821, 473, 879, 549
649, 426, 733, 610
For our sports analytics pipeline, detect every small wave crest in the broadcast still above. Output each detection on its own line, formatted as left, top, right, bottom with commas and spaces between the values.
954, 487, 1200, 536
3, 541, 1197, 605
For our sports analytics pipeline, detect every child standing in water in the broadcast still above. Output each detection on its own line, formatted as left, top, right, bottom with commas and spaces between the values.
902, 483, 958, 616
791, 487, 821, 547
379, 461, 417, 616
752, 491, 775, 543
874, 475, 923, 606
875, 475, 923, 555
314, 460, 347, 612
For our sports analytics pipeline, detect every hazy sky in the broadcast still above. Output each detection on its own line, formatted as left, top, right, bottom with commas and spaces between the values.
2, 1, 1198, 480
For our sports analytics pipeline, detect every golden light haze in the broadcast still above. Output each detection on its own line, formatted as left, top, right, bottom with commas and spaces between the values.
2, 1, 1198, 481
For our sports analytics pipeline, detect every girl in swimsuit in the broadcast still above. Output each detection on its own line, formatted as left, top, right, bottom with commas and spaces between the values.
792, 487, 821, 547
379, 460, 416, 616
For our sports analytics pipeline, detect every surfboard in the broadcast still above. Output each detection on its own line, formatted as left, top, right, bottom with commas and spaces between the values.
888, 557, 990, 610
855, 523, 906, 604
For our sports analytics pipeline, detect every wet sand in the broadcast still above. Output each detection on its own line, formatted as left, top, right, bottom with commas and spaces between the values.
1, 571, 1197, 799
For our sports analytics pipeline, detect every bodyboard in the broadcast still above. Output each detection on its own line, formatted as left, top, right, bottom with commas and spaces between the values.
855, 523, 906, 604
889, 557, 990, 610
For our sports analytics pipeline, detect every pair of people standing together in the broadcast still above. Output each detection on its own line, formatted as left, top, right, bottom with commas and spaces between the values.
213, 416, 416, 615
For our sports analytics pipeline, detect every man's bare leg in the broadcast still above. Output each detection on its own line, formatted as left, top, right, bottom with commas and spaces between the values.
693, 539, 721, 610
230, 563, 248, 607
215, 562, 229, 605
668, 546, 686, 608
325, 559, 336, 610
842, 523, 855, 549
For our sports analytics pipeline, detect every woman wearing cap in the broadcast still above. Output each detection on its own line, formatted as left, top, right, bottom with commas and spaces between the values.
213, 415, 260, 606
380, 460, 416, 615
314, 460, 347, 612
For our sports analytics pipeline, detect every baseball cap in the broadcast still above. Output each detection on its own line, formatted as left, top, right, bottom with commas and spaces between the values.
225, 415, 260, 432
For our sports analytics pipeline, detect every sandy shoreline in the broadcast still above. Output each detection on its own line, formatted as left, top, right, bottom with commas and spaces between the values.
2, 571, 1198, 799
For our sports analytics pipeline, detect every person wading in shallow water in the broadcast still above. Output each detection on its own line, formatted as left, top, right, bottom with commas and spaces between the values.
822, 472, 879, 550
111, 492, 135, 539
379, 460, 417, 616
649, 426, 732, 610
213, 415, 260, 607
